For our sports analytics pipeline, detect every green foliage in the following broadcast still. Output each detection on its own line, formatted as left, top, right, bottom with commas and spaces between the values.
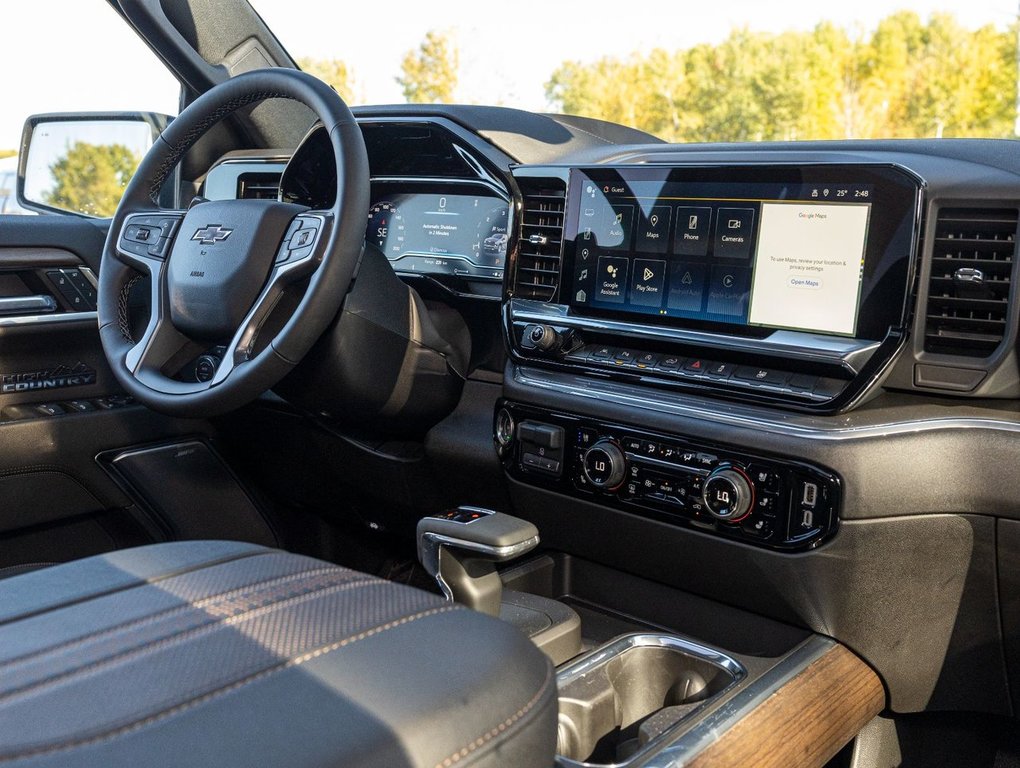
45, 142, 139, 217
397, 30, 459, 104
546, 12, 1019, 141
298, 57, 355, 103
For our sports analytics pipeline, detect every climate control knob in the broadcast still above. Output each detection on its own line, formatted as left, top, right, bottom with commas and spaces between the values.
583, 440, 627, 490
702, 466, 754, 522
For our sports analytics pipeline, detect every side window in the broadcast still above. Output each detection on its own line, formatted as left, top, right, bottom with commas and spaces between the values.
3, 2, 180, 216
0, 167, 26, 215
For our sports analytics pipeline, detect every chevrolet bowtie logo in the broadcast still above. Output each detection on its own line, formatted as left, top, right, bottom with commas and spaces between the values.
192, 225, 233, 245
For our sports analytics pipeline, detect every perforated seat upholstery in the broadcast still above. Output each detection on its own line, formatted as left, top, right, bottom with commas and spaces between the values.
0, 541, 558, 768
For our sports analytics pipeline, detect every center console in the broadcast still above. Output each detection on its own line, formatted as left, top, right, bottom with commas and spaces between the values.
416, 511, 883, 768
507, 163, 923, 412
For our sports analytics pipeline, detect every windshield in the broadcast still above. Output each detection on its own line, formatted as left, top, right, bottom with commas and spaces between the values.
2, 0, 1017, 156
251, 0, 1020, 142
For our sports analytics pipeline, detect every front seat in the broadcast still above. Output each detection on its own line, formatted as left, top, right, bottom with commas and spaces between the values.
0, 540, 558, 768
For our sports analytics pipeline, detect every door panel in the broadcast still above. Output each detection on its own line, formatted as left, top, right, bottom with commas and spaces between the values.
0, 214, 270, 566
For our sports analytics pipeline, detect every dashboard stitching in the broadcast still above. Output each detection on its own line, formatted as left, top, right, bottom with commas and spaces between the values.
557, 121, 614, 146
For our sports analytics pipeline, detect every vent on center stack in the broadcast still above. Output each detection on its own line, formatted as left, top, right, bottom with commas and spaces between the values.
514, 179, 566, 301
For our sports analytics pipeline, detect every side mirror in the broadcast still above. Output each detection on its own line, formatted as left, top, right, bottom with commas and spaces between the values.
17, 112, 171, 217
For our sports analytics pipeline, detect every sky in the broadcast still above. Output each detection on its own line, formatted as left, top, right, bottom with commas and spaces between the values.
2, 0, 1018, 151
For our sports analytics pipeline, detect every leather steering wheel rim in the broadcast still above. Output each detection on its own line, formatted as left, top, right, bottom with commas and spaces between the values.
98, 68, 369, 418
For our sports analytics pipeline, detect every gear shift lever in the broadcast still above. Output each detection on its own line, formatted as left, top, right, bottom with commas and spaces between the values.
416, 507, 540, 616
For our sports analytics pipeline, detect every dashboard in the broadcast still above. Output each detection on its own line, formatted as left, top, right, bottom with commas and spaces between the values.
203, 107, 1020, 722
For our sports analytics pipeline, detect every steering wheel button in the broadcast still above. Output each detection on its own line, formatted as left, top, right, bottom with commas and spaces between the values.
118, 236, 151, 259
125, 224, 161, 244
292, 229, 315, 248
282, 219, 304, 243
159, 217, 180, 237
147, 237, 171, 259
288, 244, 315, 262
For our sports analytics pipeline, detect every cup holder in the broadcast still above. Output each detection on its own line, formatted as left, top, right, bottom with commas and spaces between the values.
556, 633, 745, 765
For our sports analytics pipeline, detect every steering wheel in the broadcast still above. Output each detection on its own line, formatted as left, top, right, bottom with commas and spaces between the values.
98, 69, 369, 417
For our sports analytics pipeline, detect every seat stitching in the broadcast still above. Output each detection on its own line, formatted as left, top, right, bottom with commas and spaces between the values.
433, 662, 555, 768
0, 575, 386, 704
0, 548, 274, 628
0, 564, 346, 670
0, 563, 55, 576
0, 604, 459, 762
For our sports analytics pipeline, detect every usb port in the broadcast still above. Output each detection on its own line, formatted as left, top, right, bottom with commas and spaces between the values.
802, 482, 818, 508
800, 509, 815, 529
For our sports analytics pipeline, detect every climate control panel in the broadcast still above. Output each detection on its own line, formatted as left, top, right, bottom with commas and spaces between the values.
495, 401, 840, 551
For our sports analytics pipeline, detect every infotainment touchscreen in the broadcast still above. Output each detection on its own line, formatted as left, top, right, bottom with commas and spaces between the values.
564, 165, 920, 340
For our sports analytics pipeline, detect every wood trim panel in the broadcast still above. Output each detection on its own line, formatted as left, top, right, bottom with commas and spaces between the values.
0, 247, 81, 269
686, 643, 884, 768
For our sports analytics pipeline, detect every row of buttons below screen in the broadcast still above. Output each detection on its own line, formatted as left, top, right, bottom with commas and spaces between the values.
578, 204, 754, 259
567, 345, 845, 399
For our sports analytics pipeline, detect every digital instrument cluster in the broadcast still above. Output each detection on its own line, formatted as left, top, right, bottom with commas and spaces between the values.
366, 185, 510, 282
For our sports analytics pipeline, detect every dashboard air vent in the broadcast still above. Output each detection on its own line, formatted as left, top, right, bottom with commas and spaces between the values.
514, 178, 566, 301
236, 172, 282, 200
924, 207, 1019, 357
